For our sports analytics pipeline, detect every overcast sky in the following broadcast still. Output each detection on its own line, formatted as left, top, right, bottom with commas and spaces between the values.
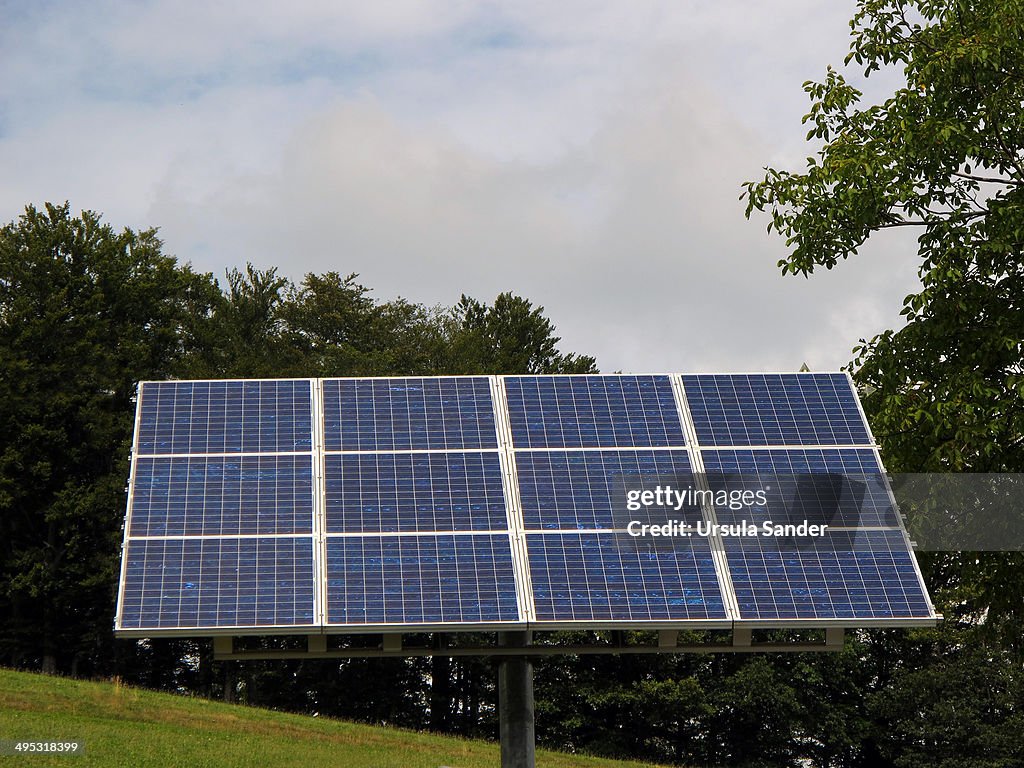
0, 1, 921, 373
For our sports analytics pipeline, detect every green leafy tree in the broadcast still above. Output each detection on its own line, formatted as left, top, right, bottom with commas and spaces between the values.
188, 263, 305, 378
282, 272, 453, 376
0, 203, 218, 674
706, 657, 803, 767
869, 646, 1024, 768
742, 0, 1024, 642
743, 0, 1024, 473
742, 2, 1024, 765
452, 293, 597, 374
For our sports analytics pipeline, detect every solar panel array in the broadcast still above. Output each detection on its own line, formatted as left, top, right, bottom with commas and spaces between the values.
116, 373, 936, 636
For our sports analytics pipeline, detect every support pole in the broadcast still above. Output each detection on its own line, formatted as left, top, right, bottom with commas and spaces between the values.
497, 631, 535, 768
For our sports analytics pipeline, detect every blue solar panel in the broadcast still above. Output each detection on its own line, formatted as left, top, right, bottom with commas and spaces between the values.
137, 380, 313, 455
724, 530, 932, 620
324, 452, 508, 533
130, 456, 314, 536
516, 450, 695, 530
325, 534, 520, 625
526, 533, 726, 622
322, 377, 497, 452
505, 375, 685, 448
682, 373, 871, 447
700, 448, 898, 527
117, 373, 934, 635
119, 537, 315, 629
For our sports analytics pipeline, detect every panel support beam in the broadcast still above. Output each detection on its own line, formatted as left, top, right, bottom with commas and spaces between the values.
498, 631, 535, 768
213, 637, 854, 660
825, 627, 845, 648
382, 634, 402, 653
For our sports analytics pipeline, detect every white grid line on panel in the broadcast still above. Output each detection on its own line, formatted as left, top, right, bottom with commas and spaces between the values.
649, 444, 876, 452
323, 529, 511, 539
129, 533, 313, 541
134, 450, 316, 459
672, 374, 742, 621
322, 448, 500, 456
312, 377, 326, 629
492, 375, 535, 624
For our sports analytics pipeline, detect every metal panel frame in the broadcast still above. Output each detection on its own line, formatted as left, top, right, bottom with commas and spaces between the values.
845, 370, 938, 620
492, 375, 536, 625
113, 384, 146, 631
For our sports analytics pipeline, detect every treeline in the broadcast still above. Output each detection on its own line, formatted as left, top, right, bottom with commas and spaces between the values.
0, 201, 593, 674
0, 203, 1021, 767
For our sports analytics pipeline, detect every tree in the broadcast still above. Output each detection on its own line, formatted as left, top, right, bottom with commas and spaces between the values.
743, 0, 1024, 638
0, 203, 219, 674
742, 3, 1024, 764
282, 272, 454, 377
187, 263, 304, 378
869, 645, 1024, 768
743, 0, 1024, 473
452, 292, 597, 375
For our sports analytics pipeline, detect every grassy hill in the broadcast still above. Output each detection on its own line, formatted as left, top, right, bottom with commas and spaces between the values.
0, 668, 664, 768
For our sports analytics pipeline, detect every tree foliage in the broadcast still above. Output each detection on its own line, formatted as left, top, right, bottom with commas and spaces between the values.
743, 0, 1024, 472
0, 203, 219, 673
452, 293, 597, 375
743, 3, 1024, 765
743, 0, 1024, 616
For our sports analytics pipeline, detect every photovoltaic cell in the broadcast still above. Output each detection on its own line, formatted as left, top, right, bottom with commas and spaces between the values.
130, 455, 314, 536
682, 373, 871, 447
324, 452, 508, 533
724, 530, 932, 620
515, 449, 695, 530
700, 448, 898, 527
527, 533, 726, 622
136, 380, 313, 455
325, 534, 519, 625
322, 377, 498, 452
119, 537, 315, 630
505, 375, 685, 448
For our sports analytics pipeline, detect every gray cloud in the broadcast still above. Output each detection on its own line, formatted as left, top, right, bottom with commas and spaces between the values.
0, 0, 921, 372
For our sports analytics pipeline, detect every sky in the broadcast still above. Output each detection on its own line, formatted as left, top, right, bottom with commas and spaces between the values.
0, 1, 922, 373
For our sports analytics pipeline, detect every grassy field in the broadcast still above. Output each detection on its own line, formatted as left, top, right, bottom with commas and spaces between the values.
0, 668, 664, 768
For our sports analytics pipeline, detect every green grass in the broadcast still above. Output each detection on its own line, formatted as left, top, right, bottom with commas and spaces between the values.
0, 668, 664, 768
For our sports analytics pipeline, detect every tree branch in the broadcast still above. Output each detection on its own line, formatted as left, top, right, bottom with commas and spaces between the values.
879, 220, 930, 228
880, 210, 988, 229
951, 172, 1020, 185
